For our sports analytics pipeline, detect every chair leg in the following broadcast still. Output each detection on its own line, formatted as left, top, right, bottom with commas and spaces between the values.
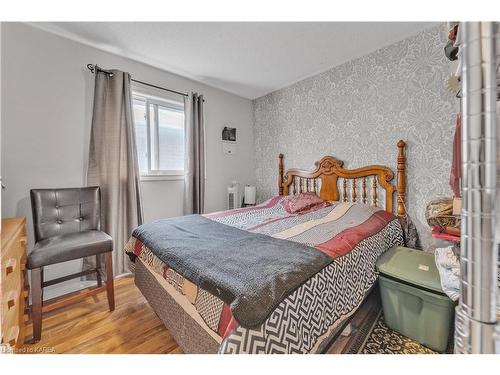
30, 267, 43, 343
96, 254, 103, 288
104, 252, 115, 311
40, 267, 44, 301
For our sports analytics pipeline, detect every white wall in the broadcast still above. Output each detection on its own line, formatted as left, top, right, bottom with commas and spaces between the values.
1, 23, 255, 298
140, 179, 184, 223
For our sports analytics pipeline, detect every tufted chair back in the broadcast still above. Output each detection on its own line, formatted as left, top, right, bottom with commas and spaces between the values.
30, 187, 101, 242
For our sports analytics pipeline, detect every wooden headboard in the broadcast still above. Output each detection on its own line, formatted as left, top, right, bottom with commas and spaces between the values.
278, 140, 407, 217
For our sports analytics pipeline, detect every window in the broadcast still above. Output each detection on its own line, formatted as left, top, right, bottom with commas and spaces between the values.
133, 92, 185, 178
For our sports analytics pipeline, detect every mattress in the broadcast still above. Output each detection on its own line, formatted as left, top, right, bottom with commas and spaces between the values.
126, 196, 404, 353
134, 257, 220, 353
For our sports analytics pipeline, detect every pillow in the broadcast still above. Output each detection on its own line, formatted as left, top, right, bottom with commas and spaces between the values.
283, 192, 330, 214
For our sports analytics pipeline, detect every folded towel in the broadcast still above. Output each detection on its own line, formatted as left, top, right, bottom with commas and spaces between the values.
435, 246, 460, 301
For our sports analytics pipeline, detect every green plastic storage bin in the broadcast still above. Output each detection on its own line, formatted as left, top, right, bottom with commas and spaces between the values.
376, 246, 455, 352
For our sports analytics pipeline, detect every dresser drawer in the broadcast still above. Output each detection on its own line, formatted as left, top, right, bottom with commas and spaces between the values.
3, 326, 21, 347
2, 290, 21, 345
2, 289, 20, 311
1, 232, 26, 264
1, 263, 23, 296
1, 217, 27, 348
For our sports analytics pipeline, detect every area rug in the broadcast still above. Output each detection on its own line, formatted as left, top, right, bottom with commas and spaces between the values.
345, 310, 453, 354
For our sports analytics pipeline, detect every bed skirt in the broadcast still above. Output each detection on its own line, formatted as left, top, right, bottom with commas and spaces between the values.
134, 259, 220, 354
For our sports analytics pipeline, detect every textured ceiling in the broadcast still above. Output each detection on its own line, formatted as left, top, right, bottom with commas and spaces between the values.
29, 22, 437, 99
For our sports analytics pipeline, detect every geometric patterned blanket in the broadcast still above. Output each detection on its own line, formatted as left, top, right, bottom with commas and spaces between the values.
125, 196, 404, 353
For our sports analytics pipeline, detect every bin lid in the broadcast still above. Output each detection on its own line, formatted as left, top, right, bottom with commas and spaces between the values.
376, 246, 443, 294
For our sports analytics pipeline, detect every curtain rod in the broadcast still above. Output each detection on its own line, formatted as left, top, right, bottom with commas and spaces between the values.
86, 64, 189, 98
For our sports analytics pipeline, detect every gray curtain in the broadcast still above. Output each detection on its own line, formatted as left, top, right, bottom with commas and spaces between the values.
86, 67, 143, 276
183, 93, 205, 214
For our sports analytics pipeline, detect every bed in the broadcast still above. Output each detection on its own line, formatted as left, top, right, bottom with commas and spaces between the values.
125, 140, 408, 354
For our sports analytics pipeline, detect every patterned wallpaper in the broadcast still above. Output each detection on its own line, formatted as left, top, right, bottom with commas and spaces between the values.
253, 24, 456, 248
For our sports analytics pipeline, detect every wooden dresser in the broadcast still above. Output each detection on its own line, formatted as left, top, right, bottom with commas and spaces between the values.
1, 217, 28, 348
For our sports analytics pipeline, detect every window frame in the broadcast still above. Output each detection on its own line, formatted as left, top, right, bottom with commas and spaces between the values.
132, 91, 185, 181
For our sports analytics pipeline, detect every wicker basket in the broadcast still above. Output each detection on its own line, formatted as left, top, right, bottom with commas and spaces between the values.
425, 198, 460, 228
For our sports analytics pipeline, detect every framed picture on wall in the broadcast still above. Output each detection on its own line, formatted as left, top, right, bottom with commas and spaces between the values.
222, 126, 236, 142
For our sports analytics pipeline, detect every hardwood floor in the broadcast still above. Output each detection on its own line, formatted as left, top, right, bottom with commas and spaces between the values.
22, 276, 183, 354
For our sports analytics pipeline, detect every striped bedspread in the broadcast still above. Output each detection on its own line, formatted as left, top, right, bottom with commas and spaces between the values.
125, 195, 404, 353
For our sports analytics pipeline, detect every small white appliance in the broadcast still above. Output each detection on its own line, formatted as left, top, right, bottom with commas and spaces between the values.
227, 181, 241, 210
244, 185, 256, 205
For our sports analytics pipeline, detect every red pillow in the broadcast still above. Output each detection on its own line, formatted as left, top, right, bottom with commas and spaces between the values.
283, 192, 330, 214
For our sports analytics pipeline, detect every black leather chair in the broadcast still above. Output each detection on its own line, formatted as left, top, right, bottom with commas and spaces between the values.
28, 187, 115, 342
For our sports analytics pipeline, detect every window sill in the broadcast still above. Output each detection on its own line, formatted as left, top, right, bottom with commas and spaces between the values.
140, 175, 184, 182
